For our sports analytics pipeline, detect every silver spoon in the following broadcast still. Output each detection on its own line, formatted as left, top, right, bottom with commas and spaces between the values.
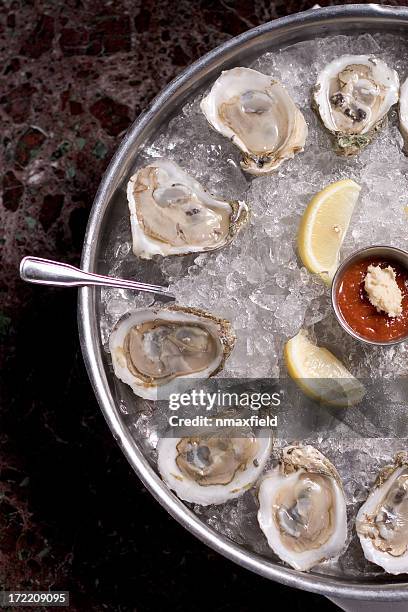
19, 256, 174, 298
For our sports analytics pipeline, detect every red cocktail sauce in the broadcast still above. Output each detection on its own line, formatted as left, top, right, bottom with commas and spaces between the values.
336, 257, 408, 342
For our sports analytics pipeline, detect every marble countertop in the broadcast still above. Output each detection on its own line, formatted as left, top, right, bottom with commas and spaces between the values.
2, 1, 404, 609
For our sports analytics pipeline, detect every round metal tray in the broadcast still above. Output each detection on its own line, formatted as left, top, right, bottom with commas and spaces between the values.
78, 4, 408, 601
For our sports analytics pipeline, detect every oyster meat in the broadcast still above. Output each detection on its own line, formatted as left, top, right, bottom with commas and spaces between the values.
313, 55, 399, 156
158, 425, 271, 505
257, 444, 347, 571
127, 158, 248, 259
356, 452, 408, 574
200, 67, 307, 175
109, 306, 235, 400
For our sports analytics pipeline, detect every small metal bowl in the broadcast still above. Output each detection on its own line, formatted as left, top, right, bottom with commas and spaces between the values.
331, 245, 408, 346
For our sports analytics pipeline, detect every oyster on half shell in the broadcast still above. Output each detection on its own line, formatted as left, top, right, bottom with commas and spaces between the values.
158, 424, 271, 505
313, 55, 399, 156
200, 67, 308, 175
109, 306, 235, 400
399, 77, 408, 151
257, 444, 348, 571
356, 452, 408, 574
127, 158, 248, 259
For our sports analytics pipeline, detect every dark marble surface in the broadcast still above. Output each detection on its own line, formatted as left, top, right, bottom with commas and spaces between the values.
2, 1, 407, 610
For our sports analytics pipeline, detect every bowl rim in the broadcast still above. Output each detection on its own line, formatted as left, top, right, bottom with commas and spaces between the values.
78, 4, 408, 600
331, 245, 408, 346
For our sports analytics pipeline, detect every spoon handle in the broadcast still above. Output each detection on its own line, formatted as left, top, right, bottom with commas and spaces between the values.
19, 256, 174, 298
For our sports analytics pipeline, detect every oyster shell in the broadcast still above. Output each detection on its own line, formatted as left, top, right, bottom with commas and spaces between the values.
257, 444, 347, 571
109, 306, 235, 400
313, 55, 399, 156
127, 158, 248, 259
356, 452, 408, 574
158, 424, 271, 505
200, 67, 307, 175
399, 77, 408, 151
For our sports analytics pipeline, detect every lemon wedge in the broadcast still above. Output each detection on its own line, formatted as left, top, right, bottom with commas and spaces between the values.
284, 330, 365, 407
297, 179, 361, 284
